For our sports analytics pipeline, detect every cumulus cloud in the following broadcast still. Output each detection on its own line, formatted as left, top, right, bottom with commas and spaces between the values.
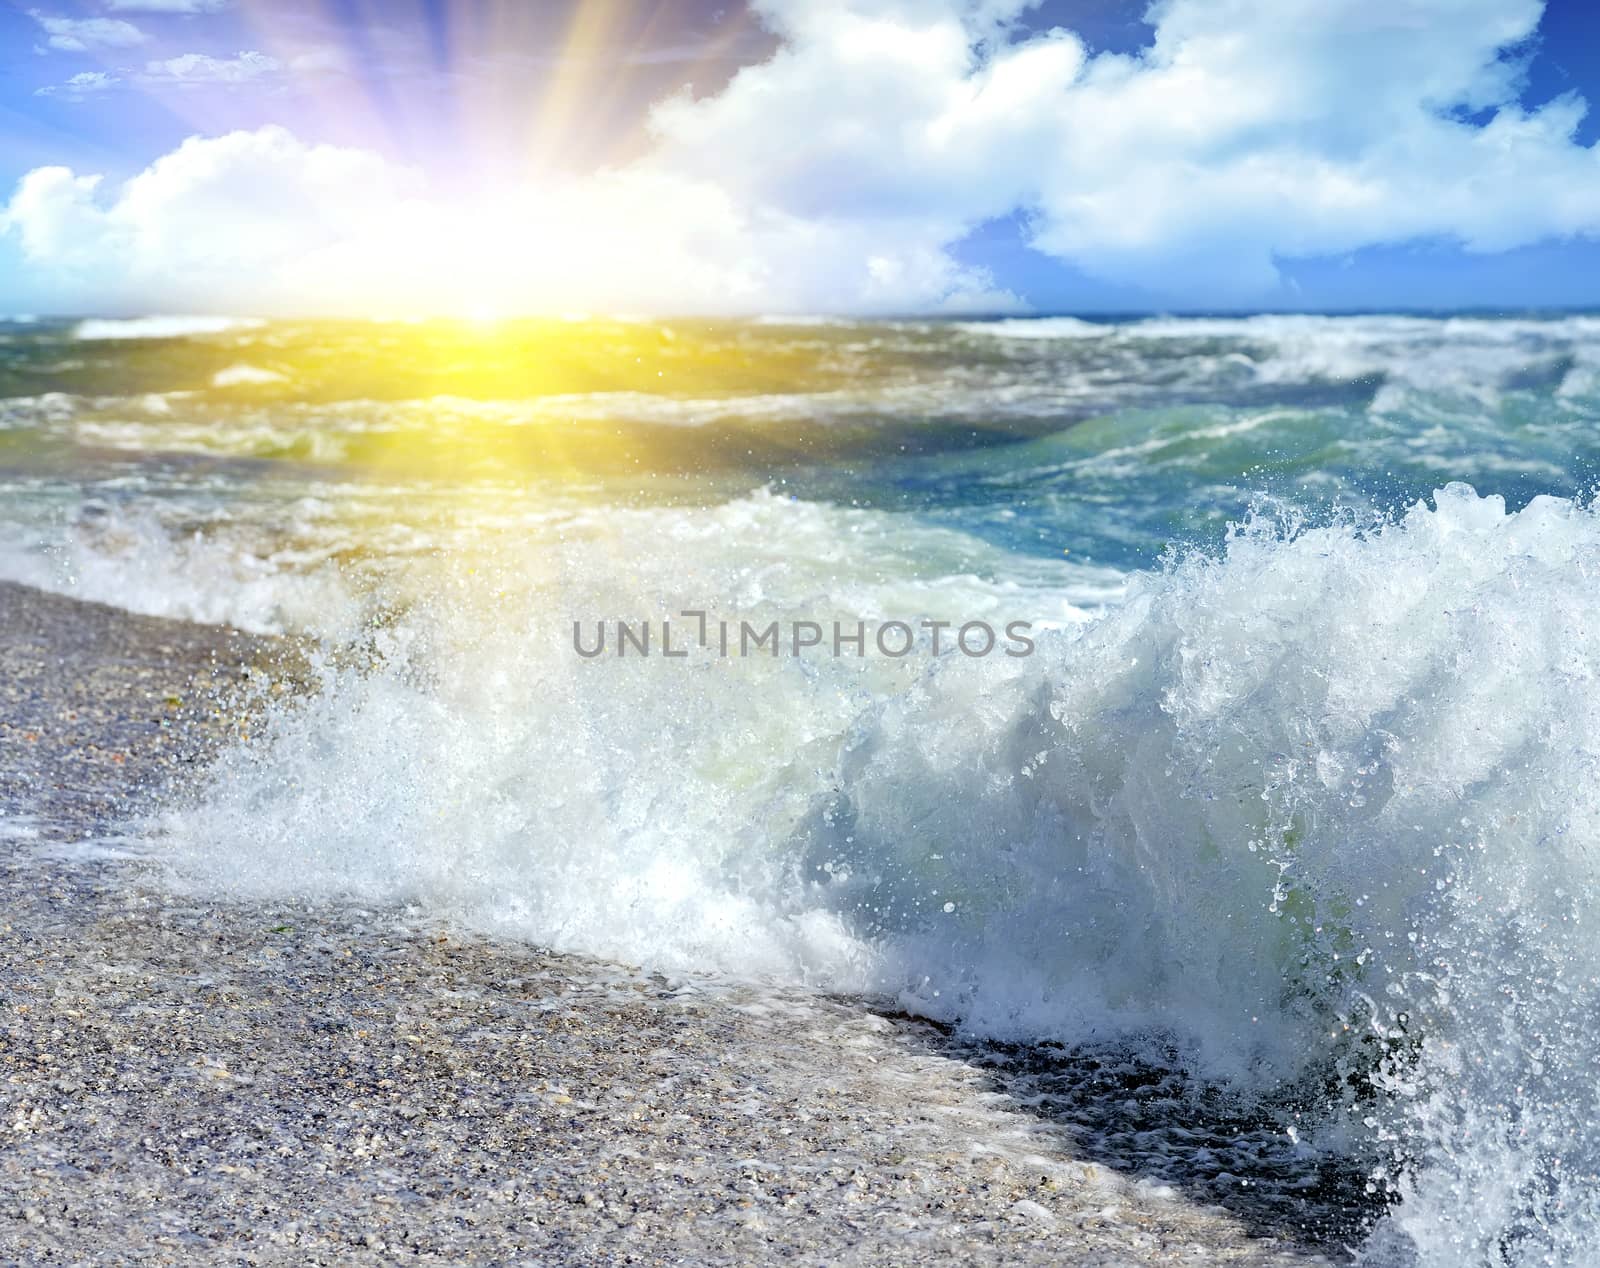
34, 71, 121, 100
651, 0, 1600, 297
28, 11, 147, 52
6, 0, 1600, 313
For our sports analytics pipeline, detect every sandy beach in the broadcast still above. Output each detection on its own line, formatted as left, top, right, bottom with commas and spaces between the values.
0, 580, 1341, 1264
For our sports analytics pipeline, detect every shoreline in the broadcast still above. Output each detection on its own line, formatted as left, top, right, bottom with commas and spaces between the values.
0, 581, 1335, 1264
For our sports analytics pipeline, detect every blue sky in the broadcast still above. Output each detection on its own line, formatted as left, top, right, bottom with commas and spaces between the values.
0, 2, 775, 183
3, 0, 1600, 315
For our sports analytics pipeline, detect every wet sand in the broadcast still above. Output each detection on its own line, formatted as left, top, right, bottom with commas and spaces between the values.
0, 580, 1333, 1264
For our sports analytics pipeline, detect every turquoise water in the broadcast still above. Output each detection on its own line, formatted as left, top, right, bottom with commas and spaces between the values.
6, 312, 1599, 578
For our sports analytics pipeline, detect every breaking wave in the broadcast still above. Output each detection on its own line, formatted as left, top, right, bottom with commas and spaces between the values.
160, 483, 1600, 1263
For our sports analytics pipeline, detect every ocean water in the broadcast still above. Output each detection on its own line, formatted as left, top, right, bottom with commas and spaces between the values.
4, 311, 1600, 1261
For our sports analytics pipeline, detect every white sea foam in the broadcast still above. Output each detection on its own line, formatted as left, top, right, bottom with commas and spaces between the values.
212, 363, 287, 387
74, 316, 264, 341
0, 501, 369, 635
0, 485, 1117, 633
957, 316, 1111, 339
962, 312, 1600, 407
0, 392, 79, 430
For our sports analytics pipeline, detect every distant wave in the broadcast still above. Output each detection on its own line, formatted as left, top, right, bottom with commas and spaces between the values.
957, 316, 1110, 338
212, 363, 287, 387
74, 316, 264, 341
752, 314, 862, 327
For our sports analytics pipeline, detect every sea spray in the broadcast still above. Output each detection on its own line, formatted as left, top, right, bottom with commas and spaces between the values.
162, 484, 1600, 1263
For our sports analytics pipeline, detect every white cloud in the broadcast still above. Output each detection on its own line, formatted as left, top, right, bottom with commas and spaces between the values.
649, 0, 1600, 298
0, 125, 1013, 315
136, 47, 345, 87
34, 70, 121, 100
28, 11, 146, 52
3, 169, 109, 270
104, 0, 229, 11
7, 0, 1600, 313
140, 50, 280, 84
